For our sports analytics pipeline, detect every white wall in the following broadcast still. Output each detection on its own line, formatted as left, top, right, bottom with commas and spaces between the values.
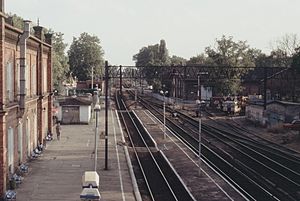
80, 106, 91, 123
245, 104, 266, 125
201, 86, 212, 101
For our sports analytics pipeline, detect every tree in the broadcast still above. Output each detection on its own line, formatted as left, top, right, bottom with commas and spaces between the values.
186, 53, 218, 67
291, 47, 300, 73
204, 35, 260, 96
133, 39, 171, 89
7, 13, 24, 29
272, 34, 300, 57
269, 34, 300, 67
170, 55, 187, 66
52, 32, 69, 91
68, 33, 104, 81
133, 39, 170, 66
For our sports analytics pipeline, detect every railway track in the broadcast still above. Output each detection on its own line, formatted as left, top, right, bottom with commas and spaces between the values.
206, 116, 300, 162
115, 91, 195, 201
131, 93, 300, 201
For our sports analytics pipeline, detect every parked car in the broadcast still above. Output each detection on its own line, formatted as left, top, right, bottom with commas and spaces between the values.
283, 120, 300, 130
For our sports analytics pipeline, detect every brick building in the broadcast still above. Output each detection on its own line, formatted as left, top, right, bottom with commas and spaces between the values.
0, 1, 53, 198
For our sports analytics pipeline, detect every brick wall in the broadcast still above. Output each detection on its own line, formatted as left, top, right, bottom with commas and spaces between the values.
0, 21, 52, 199
0, 7, 7, 196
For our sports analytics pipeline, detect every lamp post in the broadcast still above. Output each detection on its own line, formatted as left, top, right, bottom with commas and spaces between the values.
94, 104, 101, 171
197, 72, 208, 176
160, 90, 168, 140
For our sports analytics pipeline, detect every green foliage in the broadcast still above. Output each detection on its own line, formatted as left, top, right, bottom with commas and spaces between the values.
291, 47, 300, 73
7, 13, 24, 30
52, 32, 69, 91
133, 39, 171, 66
255, 50, 291, 67
203, 35, 259, 96
133, 39, 171, 86
68, 33, 104, 81
152, 78, 162, 92
267, 33, 300, 67
170, 55, 187, 66
187, 54, 216, 68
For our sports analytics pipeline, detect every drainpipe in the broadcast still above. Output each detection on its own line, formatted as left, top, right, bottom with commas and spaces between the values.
19, 20, 31, 116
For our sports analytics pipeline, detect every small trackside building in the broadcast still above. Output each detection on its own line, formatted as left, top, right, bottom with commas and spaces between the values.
57, 97, 93, 124
246, 100, 300, 127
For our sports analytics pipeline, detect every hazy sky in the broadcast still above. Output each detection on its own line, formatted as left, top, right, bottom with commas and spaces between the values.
5, 0, 300, 65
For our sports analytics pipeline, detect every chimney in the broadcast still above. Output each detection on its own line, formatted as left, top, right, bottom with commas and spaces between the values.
5, 16, 13, 26
0, 0, 4, 13
33, 25, 44, 41
44, 33, 53, 45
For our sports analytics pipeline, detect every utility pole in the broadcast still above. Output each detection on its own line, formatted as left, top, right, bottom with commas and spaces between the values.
105, 61, 109, 170
91, 65, 94, 89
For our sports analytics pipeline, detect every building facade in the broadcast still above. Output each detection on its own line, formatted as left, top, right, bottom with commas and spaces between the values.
0, 1, 53, 197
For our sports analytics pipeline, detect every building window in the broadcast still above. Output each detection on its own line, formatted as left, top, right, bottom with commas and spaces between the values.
26, 118, 31, 157
33, 114, 37, 148
16, 62, 20, 100
18, 122, 23, 163
6, 61, 14, 102
26, 60, 31, 96
31, 64, 37, 96
43, 61, 47, 93
7, 127, 14, 173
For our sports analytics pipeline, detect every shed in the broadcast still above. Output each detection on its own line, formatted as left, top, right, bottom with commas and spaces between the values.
267, 101, 300, 125
57, 97, 92, 124
246, 100, 300, 127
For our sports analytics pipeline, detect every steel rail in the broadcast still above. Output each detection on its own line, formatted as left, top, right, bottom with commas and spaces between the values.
116, 91, 194, 201
137, 96, 276, 201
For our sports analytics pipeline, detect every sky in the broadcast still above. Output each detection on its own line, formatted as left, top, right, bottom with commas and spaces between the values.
5, 0, 300, 65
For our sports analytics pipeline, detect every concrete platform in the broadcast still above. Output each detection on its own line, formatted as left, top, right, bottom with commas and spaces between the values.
134, 109, 246, 200
15, 109, 137, 201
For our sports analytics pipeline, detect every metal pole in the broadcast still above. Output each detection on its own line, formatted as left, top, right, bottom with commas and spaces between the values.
105, 61, 109, 170
263, 67, 267, 110
135, 88, 137, 109
163, 98, 166, 140
198, 73, 201, 176
119, 65, 122, 95
197, 74, 200, 100
198, 111, 202, 176
94, 110, 98, 171
91, 65, 94, 89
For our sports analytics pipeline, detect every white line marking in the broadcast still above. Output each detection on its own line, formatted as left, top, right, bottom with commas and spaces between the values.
111, 109, 126, 201
143, 109, 236, 201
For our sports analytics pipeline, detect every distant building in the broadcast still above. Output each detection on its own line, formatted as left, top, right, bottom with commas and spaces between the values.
246, 100, 300, 127
0, 2, 53, 197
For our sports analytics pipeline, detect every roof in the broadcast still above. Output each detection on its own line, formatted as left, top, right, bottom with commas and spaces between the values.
268, 100, 300, 107
58, 97, 92, 106
248, 100, 300, 107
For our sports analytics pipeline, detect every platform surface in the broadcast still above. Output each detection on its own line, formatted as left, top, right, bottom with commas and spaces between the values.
15, 109, 136, 201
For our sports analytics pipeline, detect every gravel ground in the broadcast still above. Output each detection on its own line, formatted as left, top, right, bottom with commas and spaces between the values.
230, 117, 300, 154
